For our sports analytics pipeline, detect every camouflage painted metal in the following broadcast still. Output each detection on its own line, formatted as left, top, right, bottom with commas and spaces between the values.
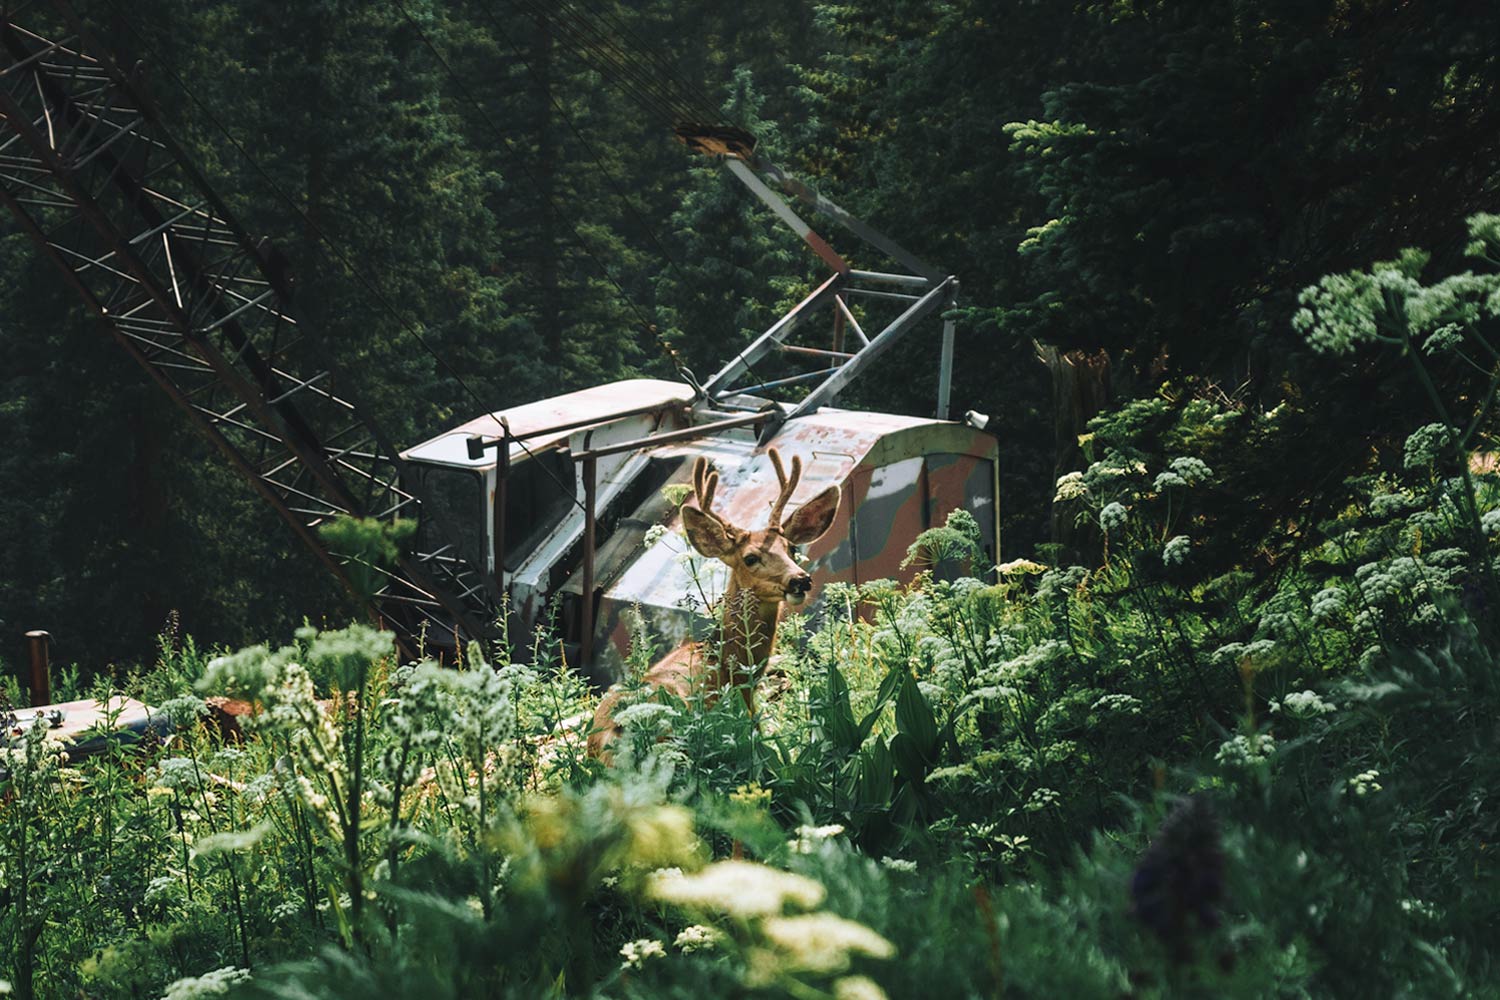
580, 410, 997, 677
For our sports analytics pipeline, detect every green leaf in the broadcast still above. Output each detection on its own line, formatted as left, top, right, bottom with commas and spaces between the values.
856, 739, 895, 807
896, 671, 939, 758
823, 664, 860, 753
890, 732, 930, 785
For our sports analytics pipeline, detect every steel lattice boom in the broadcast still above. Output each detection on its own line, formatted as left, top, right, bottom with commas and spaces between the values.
0, 16, 498, 655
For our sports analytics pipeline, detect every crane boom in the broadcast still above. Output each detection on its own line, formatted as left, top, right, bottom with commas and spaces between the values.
0, 15, 498, 656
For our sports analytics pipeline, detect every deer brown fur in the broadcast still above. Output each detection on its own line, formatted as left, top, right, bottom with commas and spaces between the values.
587, 448, 840, 760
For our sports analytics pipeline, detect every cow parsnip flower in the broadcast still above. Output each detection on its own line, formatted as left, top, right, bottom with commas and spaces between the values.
1162, 535, 1192, 566
619, 938, 666, 970
160, 966, 250, 1000
674, 924, 722, 953
760, 912, 895, 973
788, 824, 846, 854
648, 860, 825, 917
1053, 470, 1088, 502
834, 976, 891, 1000
1404, 423, 1455, 470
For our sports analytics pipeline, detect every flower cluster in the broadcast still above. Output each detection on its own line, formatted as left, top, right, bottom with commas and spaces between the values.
1162, 535, 1192, 567
1404, 423, 1455, 471
160, 966, 251, 1000
619, 938, 666, 970
1271, 690, 1336, 718
1099, 501, 1129, 534
1215, 732, 1276, 767
1054, 470, 1088, 502
673, 924, 722, 953
1311, 587, 1347, 622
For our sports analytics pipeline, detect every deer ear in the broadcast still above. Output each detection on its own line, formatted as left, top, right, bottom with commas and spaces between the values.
681, 504, 739, 557
783, 485, 840, 545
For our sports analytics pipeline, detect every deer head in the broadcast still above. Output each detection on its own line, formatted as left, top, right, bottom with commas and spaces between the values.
586, 449, 843, 762
679, 448, 841, 607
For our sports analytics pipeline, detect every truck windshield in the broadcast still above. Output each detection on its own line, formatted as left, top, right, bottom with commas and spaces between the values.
503, 449, 575, 569
410, 464, 486, 570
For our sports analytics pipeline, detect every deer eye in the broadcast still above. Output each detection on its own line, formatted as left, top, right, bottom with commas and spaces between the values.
743, 553, 760, 566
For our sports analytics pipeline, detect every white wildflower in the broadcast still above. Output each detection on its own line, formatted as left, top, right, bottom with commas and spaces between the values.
1153, 470, 1187, 491
192, 823, 271, 859
1272, 690, 1336, 718
1311, 588, 1347, 622
1404, 423, 1454, 470
1053, 470, 1088, 502
1483, 509, 1500, 536
673, 924, 722, 953
1090, 693, 1142, 716
612, 701, 680, 730
1024, 787, 1060, 812
1349, 769, 1383, 796
760, 912, 895, 973
1423, 322, 1465, 355
143, 875, 179, 906
643, 523, 671, 547
1216, 733, 1277, 767
619, 938, 666, 970
1099, 502, 1129, 534
1168, 456, 1213, 484
159, 695, 208, 727
879, 857, 918, 874
996, 558, 1048, 576
834, 976, 890, 1000
160, 966, 251, 1000
647, 860, 825, 917
1162, 535, 1192, 566
788, 824, 846, 854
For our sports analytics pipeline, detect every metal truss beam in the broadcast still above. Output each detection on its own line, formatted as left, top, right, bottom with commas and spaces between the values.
0, 15, 497, 655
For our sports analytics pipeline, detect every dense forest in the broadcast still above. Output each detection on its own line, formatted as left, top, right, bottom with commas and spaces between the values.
4, 0, 1500, 997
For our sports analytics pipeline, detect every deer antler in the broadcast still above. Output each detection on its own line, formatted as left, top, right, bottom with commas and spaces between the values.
768, 447, 802, 531
692, 456, 723, 522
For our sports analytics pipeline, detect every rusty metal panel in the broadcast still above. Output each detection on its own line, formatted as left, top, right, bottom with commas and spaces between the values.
577, 407, 1000, 676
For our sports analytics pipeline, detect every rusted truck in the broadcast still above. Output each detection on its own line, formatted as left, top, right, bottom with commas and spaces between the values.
401, 377, 999, 678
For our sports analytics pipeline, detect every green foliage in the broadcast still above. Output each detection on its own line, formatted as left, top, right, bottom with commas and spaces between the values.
317, 517, 417, 603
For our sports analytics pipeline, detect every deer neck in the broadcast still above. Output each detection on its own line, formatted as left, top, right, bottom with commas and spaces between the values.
711, 578, 782, 690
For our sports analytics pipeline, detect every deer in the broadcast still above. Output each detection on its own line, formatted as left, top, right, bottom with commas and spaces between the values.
586, 447, 841, 761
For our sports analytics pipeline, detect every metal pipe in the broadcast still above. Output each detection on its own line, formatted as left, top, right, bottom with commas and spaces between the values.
834, 294, 870, 346
937, 283, 959, 420
848, 269, 933, 290
780, 344, 854, 361
737, 367, 841, 395
845, 287, 922, 303
26, 630, 51, 706
573, 410, 772, 461
580, 456, 597, 670
492, 424, 509, 598
468, 398, 687, 449
724, 158, 849, 274
743, 155, 944, 283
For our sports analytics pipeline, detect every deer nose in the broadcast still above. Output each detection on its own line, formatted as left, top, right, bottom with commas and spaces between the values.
788, 573, 812, 595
